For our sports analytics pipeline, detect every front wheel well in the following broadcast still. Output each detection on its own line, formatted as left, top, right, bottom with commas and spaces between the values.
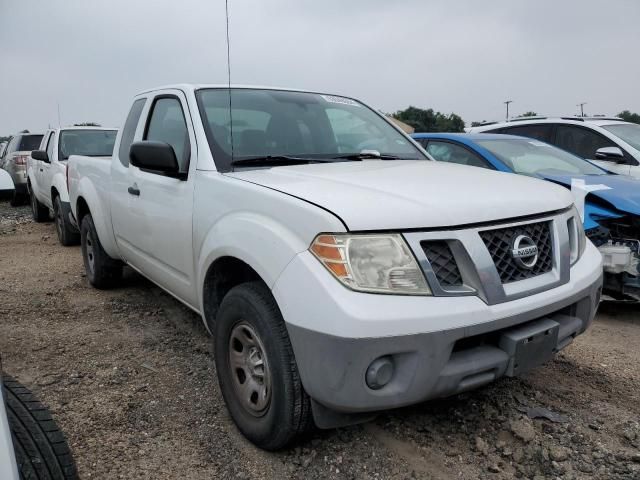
75, 197, 90, 226
50, 186, 59, 202
203, 256, 263, 331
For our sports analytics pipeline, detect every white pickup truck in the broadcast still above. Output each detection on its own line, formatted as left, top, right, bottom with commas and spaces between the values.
68, 85, 603, 450
27, 126, 117, 245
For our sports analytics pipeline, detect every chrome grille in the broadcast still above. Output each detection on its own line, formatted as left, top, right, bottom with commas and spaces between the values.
421, 241, 463, 287
479, 221, 553, 284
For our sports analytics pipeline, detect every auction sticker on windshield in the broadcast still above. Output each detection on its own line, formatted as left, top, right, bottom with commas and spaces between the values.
321, 95, 360, 106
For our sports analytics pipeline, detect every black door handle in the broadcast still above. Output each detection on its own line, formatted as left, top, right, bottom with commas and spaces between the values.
128, 186, 140, 196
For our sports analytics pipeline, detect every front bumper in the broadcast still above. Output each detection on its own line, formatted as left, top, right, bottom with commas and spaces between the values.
273, 241, 603, 415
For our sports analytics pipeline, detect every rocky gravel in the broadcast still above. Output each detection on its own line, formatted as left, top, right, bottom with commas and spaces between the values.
1, 199, 639, 479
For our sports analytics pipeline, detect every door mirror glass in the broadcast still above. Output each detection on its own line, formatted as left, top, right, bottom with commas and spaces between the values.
595, 146, 625, 162
31, 150, 49, 163
130, 141, 182, 177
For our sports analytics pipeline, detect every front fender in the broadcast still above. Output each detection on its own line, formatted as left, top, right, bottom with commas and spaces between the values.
196, 212, 315, 313
51, 172, 70, 203
75, 177, 120, 259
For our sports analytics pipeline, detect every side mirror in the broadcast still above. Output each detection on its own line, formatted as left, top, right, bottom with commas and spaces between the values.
129, 141, 184, 179
31, 150, 50, 163
595, 146, 625, 163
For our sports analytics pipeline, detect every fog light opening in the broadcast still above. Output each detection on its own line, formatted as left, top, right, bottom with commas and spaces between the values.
365, 356, 394, 390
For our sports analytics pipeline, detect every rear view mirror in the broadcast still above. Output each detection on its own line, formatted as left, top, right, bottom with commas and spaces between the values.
31, 150, 49, 163
595, 146, 625, 163
129, 141, 184, 179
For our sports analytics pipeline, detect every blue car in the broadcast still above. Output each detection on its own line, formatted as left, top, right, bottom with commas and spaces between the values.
412, 132, 640, 300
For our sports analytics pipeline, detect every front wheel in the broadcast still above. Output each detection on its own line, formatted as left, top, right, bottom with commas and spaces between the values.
53, 196, 79, 246
80, 213, 122, 289
214, 282, 312, 450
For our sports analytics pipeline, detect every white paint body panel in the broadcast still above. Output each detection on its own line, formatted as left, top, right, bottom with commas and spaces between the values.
0, 386, 19, 480
227, 161, 574, 231
28, 127, 116, 209
67, 84, 596, 342
0, 170, 14, 191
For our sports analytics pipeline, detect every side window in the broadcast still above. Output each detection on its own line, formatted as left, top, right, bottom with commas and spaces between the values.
502, 124, 553, 142
144, 97, 190, 172
45, 133, 55, 160
7, 136, 19, 154
555, 125, 615, 159
426, 141, 492, 169
119, 98, 146, 167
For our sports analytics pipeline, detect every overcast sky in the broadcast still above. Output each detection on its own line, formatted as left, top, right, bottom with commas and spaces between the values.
1, 0, 639, 134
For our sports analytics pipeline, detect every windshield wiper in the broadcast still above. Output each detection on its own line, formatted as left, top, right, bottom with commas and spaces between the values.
331, 152, 403, 160
230, 155, 362, 168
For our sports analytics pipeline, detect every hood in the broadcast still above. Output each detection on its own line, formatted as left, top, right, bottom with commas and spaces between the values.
226, 161, 574, 230
537, 172, 640, 216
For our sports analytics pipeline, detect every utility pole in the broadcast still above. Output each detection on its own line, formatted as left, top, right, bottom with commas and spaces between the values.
57, 103, 62, 127
504, 100, 513, 121
577, 102, 587, 117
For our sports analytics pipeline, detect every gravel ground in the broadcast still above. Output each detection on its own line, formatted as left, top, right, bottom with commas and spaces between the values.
1, 199, 639, 479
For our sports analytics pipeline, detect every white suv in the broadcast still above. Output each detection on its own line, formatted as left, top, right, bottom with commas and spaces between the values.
469, 117, 640, 177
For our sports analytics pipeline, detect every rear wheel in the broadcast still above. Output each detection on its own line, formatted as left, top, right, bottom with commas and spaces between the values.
53, 196, 79, 246
30, 187, 50, 222
80, 213, 122, 289
214, 282, 312, 450
3, 375, 79, 479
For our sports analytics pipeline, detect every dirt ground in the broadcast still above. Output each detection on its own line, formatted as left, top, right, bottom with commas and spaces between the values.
1, 199, 639, 480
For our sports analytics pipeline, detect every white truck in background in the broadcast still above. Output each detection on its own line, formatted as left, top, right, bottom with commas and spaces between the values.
68, 85, 603, 450
27, 127, 117, 245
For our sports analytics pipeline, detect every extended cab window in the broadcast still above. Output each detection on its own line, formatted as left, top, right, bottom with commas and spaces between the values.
426, 141, 491, 169
145, 97, 190, 172
119, 98, 146, 167
555, 125, 616, 160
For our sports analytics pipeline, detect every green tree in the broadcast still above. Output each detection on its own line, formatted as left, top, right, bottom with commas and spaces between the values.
393, 106, 465, 133
518, 111, 538, 118
618, 111, 640, 124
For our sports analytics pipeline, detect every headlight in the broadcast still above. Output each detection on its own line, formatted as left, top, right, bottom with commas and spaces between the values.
310, 233, 431, 295
568, 206, 586, 266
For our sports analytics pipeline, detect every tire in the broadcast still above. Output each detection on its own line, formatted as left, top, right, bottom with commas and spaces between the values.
214, 282, 312, 450
53, 196, 79, 246
80, 214, 122, 289
30, 188, 50, 223
3, 375, 78, 480
10, 190, 25, 207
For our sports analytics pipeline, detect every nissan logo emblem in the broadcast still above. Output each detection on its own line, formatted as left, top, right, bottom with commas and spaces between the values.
511, 234, 539, 269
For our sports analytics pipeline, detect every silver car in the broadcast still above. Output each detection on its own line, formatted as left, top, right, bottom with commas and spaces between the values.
0, 132, 43, 205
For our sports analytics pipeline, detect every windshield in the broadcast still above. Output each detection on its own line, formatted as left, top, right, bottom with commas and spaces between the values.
18, 135, 43, 152
601, 123, 640, 151
59, 129, 117, 160
477, 138, 607, 176
195, 88, 425, 171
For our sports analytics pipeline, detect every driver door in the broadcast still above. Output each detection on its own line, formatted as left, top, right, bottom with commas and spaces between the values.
112, 91, 197, 306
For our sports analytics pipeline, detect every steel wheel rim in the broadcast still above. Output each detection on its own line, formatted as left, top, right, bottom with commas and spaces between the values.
85, 230, 95, 275
228, 322, 271, 417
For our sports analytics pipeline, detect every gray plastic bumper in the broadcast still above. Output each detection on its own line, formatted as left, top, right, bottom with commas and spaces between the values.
287, 273, 602, 420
